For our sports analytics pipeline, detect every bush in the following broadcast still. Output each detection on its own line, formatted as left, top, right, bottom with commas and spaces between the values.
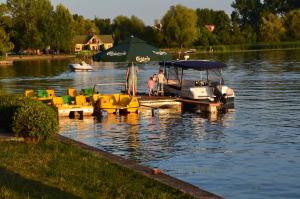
0, 94, 58, 141
12, 101, 58, 141
0, 94, 33, 130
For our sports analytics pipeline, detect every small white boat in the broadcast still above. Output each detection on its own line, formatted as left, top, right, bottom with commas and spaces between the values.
69, 61, 93, 71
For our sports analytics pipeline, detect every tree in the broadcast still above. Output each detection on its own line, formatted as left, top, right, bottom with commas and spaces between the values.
73, 14, 99, 35
161, 4, 198, 49
94, 17, 112, 34
0, 3, 13, 57
112, 15, 146, 43
264, 0, 300, 16
285, 9, 300, 40
232, 0, 263, 33
260, 13, 286, 42
51, 4, 74, 52
7, 0, 53, 52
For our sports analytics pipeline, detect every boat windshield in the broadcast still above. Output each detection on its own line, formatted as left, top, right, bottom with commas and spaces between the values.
166, 66, 223, 86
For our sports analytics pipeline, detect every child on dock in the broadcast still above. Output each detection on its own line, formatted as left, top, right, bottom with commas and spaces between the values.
157, 69, 166, 95
147, 76, 155, 96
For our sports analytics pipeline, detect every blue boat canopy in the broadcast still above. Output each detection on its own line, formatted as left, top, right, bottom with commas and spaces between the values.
159, 60, 227, 70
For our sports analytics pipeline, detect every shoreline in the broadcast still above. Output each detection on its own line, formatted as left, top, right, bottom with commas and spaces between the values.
5, 54, 75, 61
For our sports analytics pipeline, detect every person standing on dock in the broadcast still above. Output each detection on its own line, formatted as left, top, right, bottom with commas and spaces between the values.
147, 76, 155, 96
126, 63, 139, 96
157, 69, 166, 95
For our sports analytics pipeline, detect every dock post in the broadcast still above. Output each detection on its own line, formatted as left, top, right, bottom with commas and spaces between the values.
208, 102, 220, 114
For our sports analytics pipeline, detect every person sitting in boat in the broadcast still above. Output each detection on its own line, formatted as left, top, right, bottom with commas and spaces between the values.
147, 76, 155, 96
126, 63, 139, 96
157, 69, 166, 95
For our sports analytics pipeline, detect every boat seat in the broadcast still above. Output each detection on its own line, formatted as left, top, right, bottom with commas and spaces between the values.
47, 89, 55, 98
52, 97, 64, 106
62, 95, 71, 104
67, 88, 77, 97
120, 95, 131, 106
37, 90, 48, 98
24, 89, 35, 97
76, 95, 88, 106
82, 88, 93, 97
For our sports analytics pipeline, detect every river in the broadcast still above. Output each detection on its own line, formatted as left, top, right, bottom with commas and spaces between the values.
1, 50, 299, 199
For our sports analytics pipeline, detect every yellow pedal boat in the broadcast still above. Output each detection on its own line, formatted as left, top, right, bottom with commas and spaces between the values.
52, 95, 94, 117
92, 83, 140, 114
24, 89, 55, 102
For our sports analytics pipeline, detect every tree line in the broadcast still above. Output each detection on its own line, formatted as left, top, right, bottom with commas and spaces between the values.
0, 0, 299, 56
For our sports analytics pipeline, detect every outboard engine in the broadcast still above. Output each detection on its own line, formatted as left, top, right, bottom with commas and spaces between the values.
215, 85, 235, 108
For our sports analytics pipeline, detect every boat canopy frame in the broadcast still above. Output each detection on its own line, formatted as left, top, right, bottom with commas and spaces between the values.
159, 60, 227, 87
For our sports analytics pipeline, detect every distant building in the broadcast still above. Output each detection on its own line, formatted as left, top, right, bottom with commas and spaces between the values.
73, 34, 114, 53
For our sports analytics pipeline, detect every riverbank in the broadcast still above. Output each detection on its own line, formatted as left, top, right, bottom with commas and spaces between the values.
164, 41, 300, 55
4, 54, 75, 62
0, 134, 221, 199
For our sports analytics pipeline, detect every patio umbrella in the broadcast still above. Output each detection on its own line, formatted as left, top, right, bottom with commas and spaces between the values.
92, 36, 172, 63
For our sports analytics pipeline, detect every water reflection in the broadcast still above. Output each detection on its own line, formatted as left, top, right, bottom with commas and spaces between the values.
59, 106, 235, 166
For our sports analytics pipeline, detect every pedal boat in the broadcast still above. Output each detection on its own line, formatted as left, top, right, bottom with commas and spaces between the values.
92, 83, 139, 114
24, 89, 55, 102
51, 95, 93, 117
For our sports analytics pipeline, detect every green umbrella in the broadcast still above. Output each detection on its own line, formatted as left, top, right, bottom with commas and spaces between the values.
92, 36, 172, 63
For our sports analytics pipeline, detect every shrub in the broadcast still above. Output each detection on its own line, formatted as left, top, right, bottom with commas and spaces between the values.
0, 94, 59, 141
12, 101, 59, 141
0, 94, 33, 130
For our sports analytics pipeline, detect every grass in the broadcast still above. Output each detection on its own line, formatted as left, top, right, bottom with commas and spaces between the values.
0, 138, 193, 199
163, 41, 300, 54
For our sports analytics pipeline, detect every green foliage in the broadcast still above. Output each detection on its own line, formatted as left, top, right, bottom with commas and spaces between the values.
0, 4, 13, 56
285, 9, 300, 40
161, 4, 198, 48
0, 94, 32, 130
7, 0, 53, 51
93, 17, 112, 34
51, 4, 74, 52
195, 9, 232, 46
264, 0, 300, 16
195, 41, 300, 52
12, 100, 58, 141
260, 13, 286, 42
232, 0, 263, 31
0, 94, 58, 140
112, 15, 145, 43
73, 14, 99, 35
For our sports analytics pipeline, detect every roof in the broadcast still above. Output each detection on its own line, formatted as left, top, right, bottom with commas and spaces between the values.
96, 35, 114, 43
73, 34, 114, 44
73, 35, 89, 44
159, 60, 227, 70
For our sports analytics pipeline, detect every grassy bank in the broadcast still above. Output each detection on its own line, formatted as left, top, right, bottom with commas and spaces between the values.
164, 41, 300, 54
0, 138, 192, 199
5, 54, 75, 61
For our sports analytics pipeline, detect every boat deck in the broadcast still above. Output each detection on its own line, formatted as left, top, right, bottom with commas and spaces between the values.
138, 95, 221, 113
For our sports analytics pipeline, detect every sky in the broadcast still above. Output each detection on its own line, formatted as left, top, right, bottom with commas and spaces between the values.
0, 0, 235, 25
